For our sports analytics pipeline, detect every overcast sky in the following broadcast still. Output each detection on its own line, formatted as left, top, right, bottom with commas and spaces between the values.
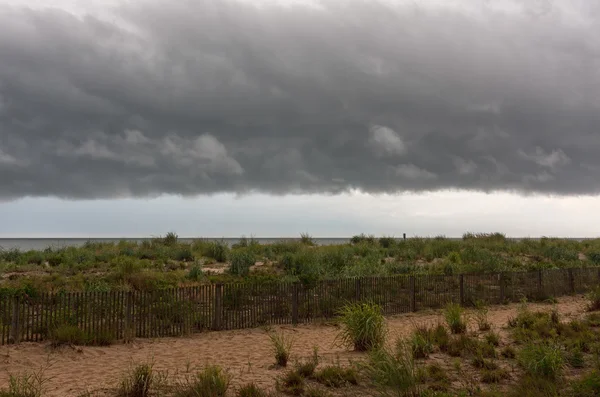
1, 0, 599, 237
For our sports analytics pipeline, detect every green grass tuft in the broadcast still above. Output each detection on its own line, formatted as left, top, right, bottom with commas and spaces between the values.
336, 301, 386, 351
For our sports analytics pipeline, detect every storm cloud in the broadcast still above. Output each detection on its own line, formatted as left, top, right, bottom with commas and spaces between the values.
1, 0, 600, 199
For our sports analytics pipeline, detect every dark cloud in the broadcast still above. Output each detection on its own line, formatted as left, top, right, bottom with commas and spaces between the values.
1, 0, 600, 199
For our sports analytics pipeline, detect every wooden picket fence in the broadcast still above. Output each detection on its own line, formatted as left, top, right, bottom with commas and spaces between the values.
1, 267, 599, 345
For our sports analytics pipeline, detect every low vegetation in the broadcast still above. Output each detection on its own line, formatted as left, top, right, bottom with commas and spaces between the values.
336, 301, 386, 351
7, 294, 600, 396
2, 232, 600, 294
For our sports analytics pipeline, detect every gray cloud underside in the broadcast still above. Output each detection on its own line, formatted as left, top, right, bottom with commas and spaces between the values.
1, 0, 600, 199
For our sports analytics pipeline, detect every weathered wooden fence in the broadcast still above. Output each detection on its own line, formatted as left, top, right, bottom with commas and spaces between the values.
1, 267, 599, 345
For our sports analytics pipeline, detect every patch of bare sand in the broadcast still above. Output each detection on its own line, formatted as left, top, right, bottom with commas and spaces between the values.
0, 295, 588, 396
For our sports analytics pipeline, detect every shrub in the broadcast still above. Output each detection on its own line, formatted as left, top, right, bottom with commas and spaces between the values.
117, 364, 153, 397
313, 365, 359, 388
566, 347, 585, 368
484, 331, 500, 347
446, 334, 483, 358
229, 250, 256, 277
175, 365, 230, 397
300, 233, 314, 246
518, 343, 564, 379
50, 325, 88, 347
508, 375, 559, 397
425, 363, 449, 384
336, 302, 386, 351
410, 328, 433, 359
294, 347, 319, 378
206, 241, 229, 262
269, 331, 294, 367
236, 383, 267, 397
162, 232, 178, 246
278, 370, 304, 396
571, 370, 600, 397
187, 265, 203, 281
501, 346, 516, 359
444, 303, 467, 334
363, 342, 420, 397
481, 368, 509, 384
432, 324, 450, 351
172, 247, 194, 262
474, 301, 491, 331
587, 285, 600, 311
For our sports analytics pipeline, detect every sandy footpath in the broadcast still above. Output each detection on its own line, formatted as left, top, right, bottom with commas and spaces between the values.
0, 295, 587, 396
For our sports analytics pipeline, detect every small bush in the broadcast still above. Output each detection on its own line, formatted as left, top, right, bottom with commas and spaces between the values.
336, 302, 386, 351
571, 370, 600, 397
426, 363, 449, 383
481, 368, 509, 384
175, 365, 231, 397
229, 250, 256, 277
269, 331, 294, 367
501, 346, 516, 359
587, 285, 600, 311
432, 324, 450, 351
300, 233, 315, 246
278, 370, 304, 396
474, 301, 491, 331
444, 303, 467, 334
313, 365, 359, 388
294, 347, 319, 378
50, 325, 88, 347
446, 334, 478, 357
363, 341, 419, 396
518, 343, 564, 379
117, 364, 153, 397
410, 328, 433, 359
206, 241, 229, 263
567, 347, 585, 368
236, 383, 267, 397
187, 265, 203, 281
484, 331, 500, 347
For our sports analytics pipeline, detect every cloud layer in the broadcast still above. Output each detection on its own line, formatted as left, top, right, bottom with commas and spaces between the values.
1, 0, 600, 199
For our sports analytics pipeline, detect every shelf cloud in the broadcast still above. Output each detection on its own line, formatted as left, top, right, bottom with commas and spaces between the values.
1, 0, 600, 200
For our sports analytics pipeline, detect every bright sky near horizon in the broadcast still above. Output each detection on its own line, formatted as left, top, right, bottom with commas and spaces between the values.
1, 0, 600, 238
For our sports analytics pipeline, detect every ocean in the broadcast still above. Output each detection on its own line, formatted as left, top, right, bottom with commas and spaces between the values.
0, 236, 592, 251
0, 237, 352, 251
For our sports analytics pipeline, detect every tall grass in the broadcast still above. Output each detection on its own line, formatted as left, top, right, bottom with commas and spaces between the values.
117, 363, 154, 397
0, 369, 48, 397
444, 303, 467, 334
518, 342, 564, 379
336, 302, 387, 351
268, 331, 294, 367
363, 341, 420, 397
174, 365, 231, 397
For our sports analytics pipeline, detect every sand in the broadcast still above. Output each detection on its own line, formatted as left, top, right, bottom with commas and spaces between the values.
0, 295, 588, 396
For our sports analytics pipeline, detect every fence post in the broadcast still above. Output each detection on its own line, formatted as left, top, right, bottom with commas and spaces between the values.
124, 291, 133, 342
568, 269, 575, 294
355, 278, 362, 301
212, 284, 223, 331
403, 233, 406, 241
538, 270, 544, 298
9, 296, 20, 344
459, 274, 465, 306
409, 276, 416, 312
292, 283, 299, 325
